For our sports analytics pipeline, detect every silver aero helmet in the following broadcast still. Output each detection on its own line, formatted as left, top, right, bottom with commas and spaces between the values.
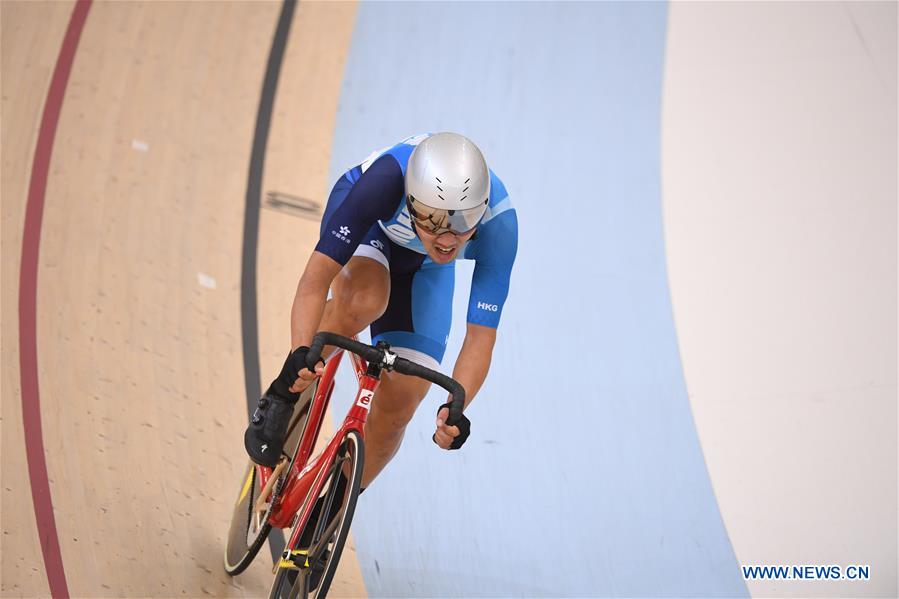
405, 132, 490, 235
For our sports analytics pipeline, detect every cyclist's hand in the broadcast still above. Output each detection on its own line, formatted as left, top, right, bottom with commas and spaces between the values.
288, 361, 324, 394
267, 346, 326, 401
433, 406, 459, 449
433, 404, 471, 450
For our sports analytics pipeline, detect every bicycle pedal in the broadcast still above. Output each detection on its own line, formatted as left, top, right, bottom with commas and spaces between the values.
276, 548, 310, 572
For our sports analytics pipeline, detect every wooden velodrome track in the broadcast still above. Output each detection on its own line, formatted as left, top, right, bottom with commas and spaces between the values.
2, 1, 367, 596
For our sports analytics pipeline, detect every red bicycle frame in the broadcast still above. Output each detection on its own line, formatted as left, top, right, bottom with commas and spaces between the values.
257, 346, 376, 539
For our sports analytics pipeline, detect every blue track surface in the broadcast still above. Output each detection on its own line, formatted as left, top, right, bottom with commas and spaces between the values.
327, 2, 748, 596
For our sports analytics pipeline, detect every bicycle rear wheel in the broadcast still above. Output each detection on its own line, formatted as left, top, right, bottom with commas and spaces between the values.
224, 390, 314, 575
269, 429, 364, 599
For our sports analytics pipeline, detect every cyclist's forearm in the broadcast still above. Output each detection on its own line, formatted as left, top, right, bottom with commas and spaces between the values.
290, 284, 327, 349
290, 251, 341, 349
451, 323, 497, 409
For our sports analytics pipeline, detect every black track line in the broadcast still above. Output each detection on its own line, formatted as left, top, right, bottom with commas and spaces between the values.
241, 0, 297, 564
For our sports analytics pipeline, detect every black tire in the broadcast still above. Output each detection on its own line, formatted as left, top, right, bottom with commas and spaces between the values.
224, 391, 314, 575
268, 429, 364, 599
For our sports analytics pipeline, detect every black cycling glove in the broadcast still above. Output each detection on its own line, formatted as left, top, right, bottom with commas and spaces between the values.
432, 401, 471, 450
265, 346, 325, 403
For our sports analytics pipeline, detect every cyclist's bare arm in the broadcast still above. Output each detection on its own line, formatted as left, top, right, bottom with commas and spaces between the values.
290, 251, 342, 350
434, 323, 496, 448
285, 251, 342, 394
452, 323, 496, 407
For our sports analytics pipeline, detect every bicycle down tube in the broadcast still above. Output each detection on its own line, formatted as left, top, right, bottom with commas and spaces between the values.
273, 353, 379, 535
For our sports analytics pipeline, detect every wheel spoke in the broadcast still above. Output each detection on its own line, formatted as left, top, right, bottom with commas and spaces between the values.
289, 570, 308, 599
310, 459, 344, 545
308, 514, 341, 561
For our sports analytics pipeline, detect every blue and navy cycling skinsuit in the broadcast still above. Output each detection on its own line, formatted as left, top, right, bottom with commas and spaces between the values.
314, 133, 518, 370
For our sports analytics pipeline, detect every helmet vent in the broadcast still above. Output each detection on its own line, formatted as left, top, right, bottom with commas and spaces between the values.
460, 196, 467, 201
462, 186, 469, 193
435, 177, 442, 183
438, 194, 446, 201
464, 178, 470, 184
437, 185, 443, 191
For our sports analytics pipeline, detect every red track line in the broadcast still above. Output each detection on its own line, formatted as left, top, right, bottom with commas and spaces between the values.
18, 1, 92, 597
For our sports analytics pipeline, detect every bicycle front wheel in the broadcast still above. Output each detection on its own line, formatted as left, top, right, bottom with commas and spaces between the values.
224, 391, 314, 575
269, 429, 364, 599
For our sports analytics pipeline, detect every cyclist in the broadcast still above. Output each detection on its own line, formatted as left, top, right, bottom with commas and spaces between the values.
244, 132, 518, 490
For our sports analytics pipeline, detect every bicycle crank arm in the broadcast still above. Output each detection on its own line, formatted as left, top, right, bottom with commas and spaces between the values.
254, 457, 289, 515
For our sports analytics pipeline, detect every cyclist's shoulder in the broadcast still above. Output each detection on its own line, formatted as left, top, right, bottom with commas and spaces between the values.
460, 168, 516, 263
477, 167, 515, 234
486, 168, 513, 212
463, 209, 517, 266
359, 133, 430, 174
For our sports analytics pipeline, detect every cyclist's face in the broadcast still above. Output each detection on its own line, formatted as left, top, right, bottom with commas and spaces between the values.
414, 224, 476, 264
